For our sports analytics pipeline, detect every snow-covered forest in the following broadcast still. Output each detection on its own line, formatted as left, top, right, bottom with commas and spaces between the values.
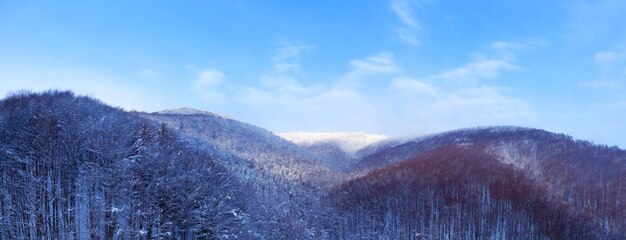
1, 91, 625, 239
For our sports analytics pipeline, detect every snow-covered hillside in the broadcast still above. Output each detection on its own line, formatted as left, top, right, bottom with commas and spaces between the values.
140, 108, 337, 184
156, 107, 233, 120
3, 92, 625, 239
279, 132, 387, 155
278, 132, 388, 170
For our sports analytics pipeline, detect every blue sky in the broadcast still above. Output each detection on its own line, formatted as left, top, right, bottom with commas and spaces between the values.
1, 0, 625, 147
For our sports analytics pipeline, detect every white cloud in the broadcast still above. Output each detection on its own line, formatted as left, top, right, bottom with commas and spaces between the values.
593, 50, 625, 72
231, 50, 534, 136
349, 52, 398, 74
390, 0, 420, 27
428, 59, 518, 84
431, 86, 534, 127
389, 0, 424, 45
195, 69, 225, 89
395, 27, 420, 46
273, 63, 301, 73
341, 52, 400, 87
271, 41, 312, 74
193, 69, 227, 104
389, 77, 437, 96
272, 42, 312, 63
233, 82, 381, 133
490, 40, 547, 61
435, 87, 530, 117
588, 50, 626, 90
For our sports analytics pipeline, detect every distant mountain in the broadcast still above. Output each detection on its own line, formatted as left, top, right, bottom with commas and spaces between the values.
279, 132, 387, 170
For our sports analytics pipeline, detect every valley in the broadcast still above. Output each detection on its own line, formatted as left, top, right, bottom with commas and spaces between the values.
1, 91, 625, 239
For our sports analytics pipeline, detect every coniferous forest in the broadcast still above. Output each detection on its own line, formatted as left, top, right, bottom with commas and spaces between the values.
1, 91, 625, 239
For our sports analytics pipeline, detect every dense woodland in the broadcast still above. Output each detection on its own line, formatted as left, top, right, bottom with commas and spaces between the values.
329, 145, 623, 239
0, 91, 625, 239
0, 91, 325, 239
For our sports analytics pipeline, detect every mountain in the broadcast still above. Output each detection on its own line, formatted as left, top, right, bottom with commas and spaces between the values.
1, 90, 624, 239
138, 108, 335, 184
0, 91, 249, 239
155, 107, 233, 119
278, 132, 387, 170
0, 91, 330, 239
329, 126, 626, 239
353, 126, 573, 172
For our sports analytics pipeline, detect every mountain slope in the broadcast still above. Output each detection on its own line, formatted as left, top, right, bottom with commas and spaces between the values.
353, 126, 576, 172
138, 109, 336, 184
278, 132, 387, 170
0, 91, 248, 239
330, 145, 612, 239
338, 126, 626, 239
1, 91, 624, 239
0, 91, 331, 239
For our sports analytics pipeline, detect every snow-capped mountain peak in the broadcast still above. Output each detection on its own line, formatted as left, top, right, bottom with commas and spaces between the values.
278, 132, 388, 155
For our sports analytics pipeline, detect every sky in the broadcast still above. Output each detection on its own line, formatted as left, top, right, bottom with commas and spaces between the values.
1, 0, 625, 147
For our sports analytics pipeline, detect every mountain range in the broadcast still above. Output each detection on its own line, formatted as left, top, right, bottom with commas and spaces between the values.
0, 90, 624, 239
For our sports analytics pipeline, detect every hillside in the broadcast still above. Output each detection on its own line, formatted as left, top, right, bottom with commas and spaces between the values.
278, 132, 387, 171
1, 91, 624, 239
138, 109, 335, 184
331, 128, 626, 239
0, 91, 329, 239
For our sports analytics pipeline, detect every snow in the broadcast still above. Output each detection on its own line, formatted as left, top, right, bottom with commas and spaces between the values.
278, 132, 388, 155
155, 107, 233, 120
142, 109, 335, 184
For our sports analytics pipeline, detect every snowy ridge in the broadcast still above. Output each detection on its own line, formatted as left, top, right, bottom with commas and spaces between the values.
278, 132, 388, 155
405, 126, 533, 144
155, 107, 233, 120
142, 109, 338, 184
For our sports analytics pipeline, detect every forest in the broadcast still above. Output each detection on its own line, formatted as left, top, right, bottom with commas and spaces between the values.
0, 91, 625, 239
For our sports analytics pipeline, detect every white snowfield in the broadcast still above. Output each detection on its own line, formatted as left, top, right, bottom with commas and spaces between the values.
278, 132, 388, 155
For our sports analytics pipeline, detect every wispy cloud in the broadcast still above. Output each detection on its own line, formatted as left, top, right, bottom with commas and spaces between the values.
427, 59, 518, 85
389, 77, 437, 97
389, 0, 424, 45
194, 69, 227, 103
341, 52, 400, 87
348, 52, 399, 75
271, 41, 312, 74
490, 40, 547, 61
195, 69, 225, 89
581, 50, 626, 91
231, 48, 533, 135
593, 50, 624, 71
419, 41, 533, 85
